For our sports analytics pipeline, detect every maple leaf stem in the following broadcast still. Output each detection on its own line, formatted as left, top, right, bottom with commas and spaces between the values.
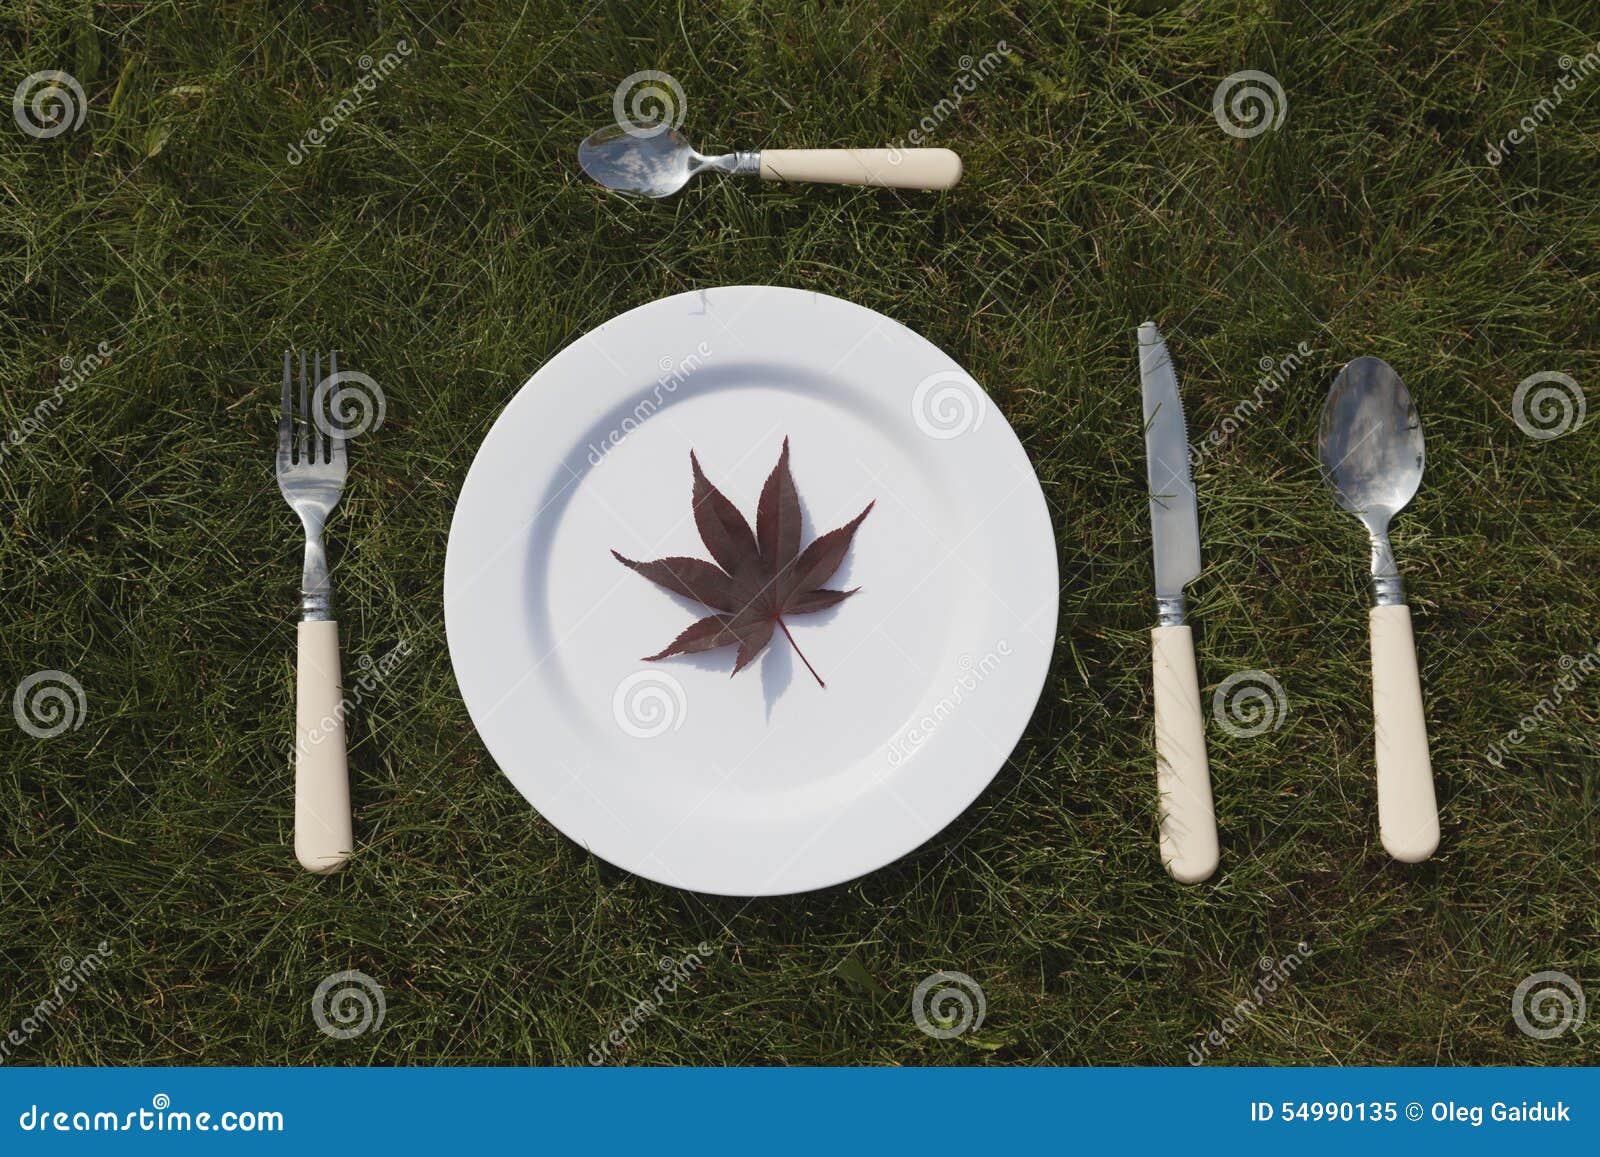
777, 617, 826, 689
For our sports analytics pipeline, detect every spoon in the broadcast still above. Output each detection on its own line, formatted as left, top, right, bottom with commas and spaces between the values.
1317, 355, 1439, 863
578, 125, 962, 198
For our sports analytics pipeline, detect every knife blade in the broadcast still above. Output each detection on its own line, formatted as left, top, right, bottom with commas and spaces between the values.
1139, 322, 1201, 604
1138, 322, 1218, 884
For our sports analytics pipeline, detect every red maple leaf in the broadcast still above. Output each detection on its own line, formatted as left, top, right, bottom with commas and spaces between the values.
612, 438, 872, 688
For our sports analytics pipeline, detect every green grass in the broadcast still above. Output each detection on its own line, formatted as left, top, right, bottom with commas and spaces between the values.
3, 0, 1599, 1066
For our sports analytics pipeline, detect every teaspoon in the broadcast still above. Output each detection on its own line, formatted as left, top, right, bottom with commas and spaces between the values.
579, 125, 962, 198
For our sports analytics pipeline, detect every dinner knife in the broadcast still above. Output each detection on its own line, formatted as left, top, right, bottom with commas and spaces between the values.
1138, 322, 1219, 883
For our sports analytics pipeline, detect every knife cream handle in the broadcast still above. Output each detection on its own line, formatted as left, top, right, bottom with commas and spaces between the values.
758, 149, 962, 190
1369, 604, 1439, 862
1151, 625, 1219, 883
296, 619, 352, 873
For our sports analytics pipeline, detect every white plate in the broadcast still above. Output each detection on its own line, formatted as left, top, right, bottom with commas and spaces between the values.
445, 287, 1057, 895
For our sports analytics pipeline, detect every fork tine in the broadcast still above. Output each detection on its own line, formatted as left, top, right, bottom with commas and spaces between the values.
314, 350, 326, 464
328, 349, 346, 468
298, 350, 309, 464
278, 350, 293, 458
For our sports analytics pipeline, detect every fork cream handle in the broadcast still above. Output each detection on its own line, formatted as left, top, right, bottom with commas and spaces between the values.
1152, 625, 1219, 883
1370, 604, 1439, 863
296, 619, 352, 873
758, 149, 962, 190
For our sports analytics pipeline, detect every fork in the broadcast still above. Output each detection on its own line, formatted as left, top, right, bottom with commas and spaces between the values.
277, 350, 352, 873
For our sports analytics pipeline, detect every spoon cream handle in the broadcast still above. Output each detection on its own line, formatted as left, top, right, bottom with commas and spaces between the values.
758, 149, 961, 190
1152, 625, 1219, 883
1369, 604, 1439, 862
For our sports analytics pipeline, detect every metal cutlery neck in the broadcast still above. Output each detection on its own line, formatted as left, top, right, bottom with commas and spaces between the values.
1370, 574, 1404, 605
1155, 593, 1188, 627
1368, 528, 1404, 606
700, 150, 761, 176
300, 530, 332, 621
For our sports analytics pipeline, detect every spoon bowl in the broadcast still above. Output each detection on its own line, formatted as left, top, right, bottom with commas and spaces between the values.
1318, 355, 1424, 537
578, 125, 738, 198
1318, 355, 1423, 605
